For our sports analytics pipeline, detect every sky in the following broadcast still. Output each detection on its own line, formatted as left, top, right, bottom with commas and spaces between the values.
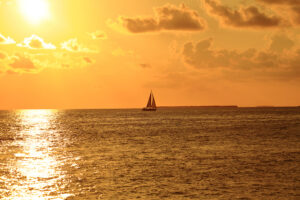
0, 0, 299, 109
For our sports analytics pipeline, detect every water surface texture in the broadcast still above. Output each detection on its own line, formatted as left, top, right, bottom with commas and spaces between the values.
0, 108, 299, 199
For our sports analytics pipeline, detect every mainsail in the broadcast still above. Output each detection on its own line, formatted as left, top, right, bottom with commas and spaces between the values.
147, 93, 152, 108
151, 94, 156, 108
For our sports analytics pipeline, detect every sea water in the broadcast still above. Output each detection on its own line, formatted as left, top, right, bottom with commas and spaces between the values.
0, 108, 299, 199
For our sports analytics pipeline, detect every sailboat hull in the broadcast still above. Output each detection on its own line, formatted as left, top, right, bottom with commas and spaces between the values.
142, 107, 156, 111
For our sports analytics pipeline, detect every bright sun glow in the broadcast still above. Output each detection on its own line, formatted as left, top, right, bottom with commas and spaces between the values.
19, 0, 50, 24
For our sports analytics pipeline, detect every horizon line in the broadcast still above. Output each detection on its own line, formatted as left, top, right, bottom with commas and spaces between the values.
1, 105, 300, 111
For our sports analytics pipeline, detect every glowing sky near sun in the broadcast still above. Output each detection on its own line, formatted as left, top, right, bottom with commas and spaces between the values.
18, 0, 50, 24
0, 0, 299, 109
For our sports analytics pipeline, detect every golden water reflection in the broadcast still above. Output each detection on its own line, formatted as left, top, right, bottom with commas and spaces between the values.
5, 110, 72, 200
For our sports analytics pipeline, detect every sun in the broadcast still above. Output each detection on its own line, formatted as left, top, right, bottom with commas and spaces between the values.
19, 0, 50, 24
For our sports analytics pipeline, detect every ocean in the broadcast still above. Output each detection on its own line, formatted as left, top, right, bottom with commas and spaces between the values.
0, 107, 299, 199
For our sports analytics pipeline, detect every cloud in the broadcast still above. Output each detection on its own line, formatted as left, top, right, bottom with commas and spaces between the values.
52, 52, 95, 69
257, 0, 300, 6
140, 63, 151, 68
61, 38, 95, 53
7, 53, 42, 74
0, 33, 15, 44
0, 51, 6, 59
292, 6, 300, 24
1, 51, 95, 75
269, 34, 294, 52
110, 3, 205, 33
112, 47, 134, 57
10, 54, 36, 69
205, 0, 282, 28
0, 51, 42, 74
5, 70, 19, 75
89, 30, 107, 40
257, 0, 300, 25
17, 35, 56, 49
182, 37, 300, 80
83, 56, 94, 64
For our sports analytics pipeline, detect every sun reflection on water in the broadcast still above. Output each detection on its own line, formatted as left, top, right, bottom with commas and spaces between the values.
3, 110, 72, 200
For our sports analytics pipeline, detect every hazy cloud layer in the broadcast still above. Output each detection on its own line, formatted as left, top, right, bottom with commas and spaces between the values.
18, 35, 56, 49
182, 37, 300, 80
112, 4, 205, 33
61, 38, 95, 53
89, 30, 107, 40
111, 47, 134, 57
0, 33, 15, 44
205, 0, 282, 28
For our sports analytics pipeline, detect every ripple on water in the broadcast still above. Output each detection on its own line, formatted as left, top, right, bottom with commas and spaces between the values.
0, 108, 299, 199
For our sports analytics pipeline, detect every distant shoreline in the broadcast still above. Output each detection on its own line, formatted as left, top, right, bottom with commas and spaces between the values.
158, 105, 300, 109
159, 105, 239, 108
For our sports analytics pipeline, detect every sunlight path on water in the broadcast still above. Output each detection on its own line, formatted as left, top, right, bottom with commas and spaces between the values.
3, 110, 72, 200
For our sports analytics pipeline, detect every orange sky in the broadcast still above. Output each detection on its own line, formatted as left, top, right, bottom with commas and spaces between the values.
0, 0, 300, 109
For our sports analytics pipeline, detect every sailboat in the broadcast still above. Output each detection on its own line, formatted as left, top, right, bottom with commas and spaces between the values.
143, 91, 157, 111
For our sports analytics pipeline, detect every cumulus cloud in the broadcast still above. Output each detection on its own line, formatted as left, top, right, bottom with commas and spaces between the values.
18, 35, 56, 49
10, 54, 36, 69
61, 38, 95, 53
269, 34, 294, 52
182, 37, 300, 80
89, 30, 107, 40
205, 0, 282, 28
257, 0, 300, 25
1, 50, 95, 75
6, 53, 43, 74
258, 0, 300, 6
110, 3, 205, 33
0, 33, 15, 44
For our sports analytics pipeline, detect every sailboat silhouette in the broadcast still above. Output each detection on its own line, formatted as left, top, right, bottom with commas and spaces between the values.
143, 91, 157, 111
